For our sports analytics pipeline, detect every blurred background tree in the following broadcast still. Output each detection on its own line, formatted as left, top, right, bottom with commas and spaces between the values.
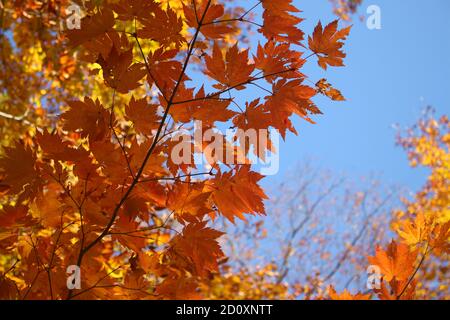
201, 108, 449, 300
330, 0, 363, 20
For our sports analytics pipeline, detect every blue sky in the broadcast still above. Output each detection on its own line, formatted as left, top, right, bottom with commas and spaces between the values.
260, 0, 450, 192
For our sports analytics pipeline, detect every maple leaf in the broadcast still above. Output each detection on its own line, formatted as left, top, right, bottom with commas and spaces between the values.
146, 48, 184, 98
29, 182, 65, 228
163, 84, 196, 122
66, 8, 119, 60
129, 139, 168, 178
254, 41, 305, 83
165, 137, 196, 176
0, 275, 19, 300
37, 131, 96, 181
90, 139, 130, 184
36, 131, 86, 163
395, 213, 429, 247
125, 96, 161, 136
97, 45, 147, 94
429, 222, 450, 253
395, 214, 450, 253
166, 85, 234, 124
138, 252, 168, 278
183, 1, 235, 39
0, 205, 34, 229
110, 0, 158, 22
368, 240, 418, 282
328, 286, 371, 300
308, 20, 351, 70
264, 79, 319, 138
138, 6, 185, 49
171, 221, 224, 276
316, 78, 346, 101
233, 99, 271, 132
260, 0, 304, 44
0, 142, 41, 201
376, 278, 417, 300
167, 182, 212, 223
232, 99, 275, 159
190, 86, 236, 125
112, 215, 149, 253
204, 42, 255, 90
197, 131, 247, 168
122, 267, 148, 299
61, 97, 111, 142
156, 275, 202, 300
308, 20, 352, 70
209, 166, 268, 223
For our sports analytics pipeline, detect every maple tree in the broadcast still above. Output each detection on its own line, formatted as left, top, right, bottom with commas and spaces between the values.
0, 0, 351, 300
330, 110, 450, 300
199, 110, 449, 301
209, 164, 394, 299
330, 0, 363, 21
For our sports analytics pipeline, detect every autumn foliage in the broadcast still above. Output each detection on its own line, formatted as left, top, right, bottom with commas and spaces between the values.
0, 0, 351, 300
330, 0, 363, 21
0, 0, 448, 301
330, 112, 450, 300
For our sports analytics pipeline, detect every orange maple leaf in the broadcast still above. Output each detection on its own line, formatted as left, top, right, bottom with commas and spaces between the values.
368, 240, 418, 282
0, 205, 33, 229
204, 42, 255, 90
167, 182, 212, 223
209, 166, 268, 223
125, 96, 161, 136
308, 20, 351, 70
254, 40, 305, 82
232, 99, 275, 159
376, 278, 417, 300
156, 275, 202, 300
171, 221, 224, 276
138, 6, 185, 49
147, 48, 184, 98
264, 79, 319, 138
328, 286, 371, 300
66, 8, 118, 60
316, 78, 346, 101
110, 0, 158, 22
183, 1, 236, 39
61, 97, 111, 142
97, 45, 147, 94
0, 142, 41, 200
260, 0, 304, 44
